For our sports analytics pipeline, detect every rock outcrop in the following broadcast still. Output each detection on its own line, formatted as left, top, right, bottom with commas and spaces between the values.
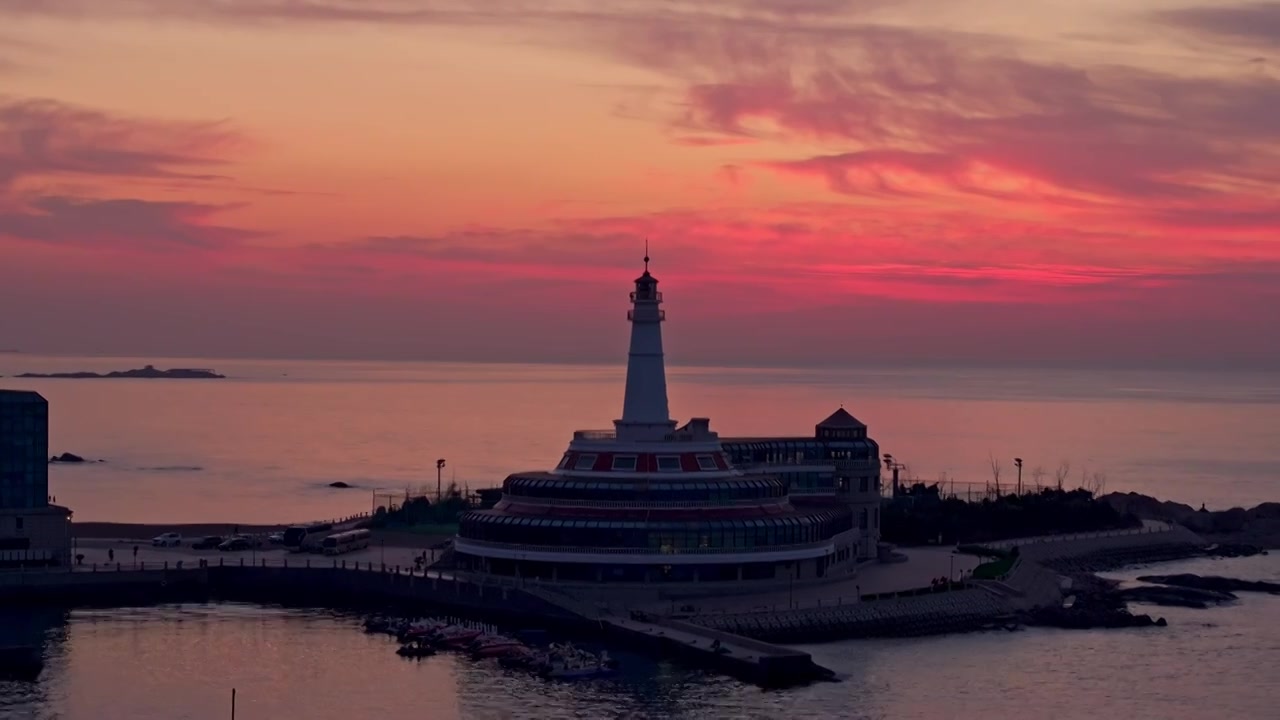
1137, 573, 1280, 595
1100, 492, 1280, 548
1116, 585, 1235, 609
1028, 605, 1166, 630
19, 364, 224, 379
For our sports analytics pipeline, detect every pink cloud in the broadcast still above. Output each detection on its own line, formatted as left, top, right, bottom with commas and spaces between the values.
0, 3, 1278, 368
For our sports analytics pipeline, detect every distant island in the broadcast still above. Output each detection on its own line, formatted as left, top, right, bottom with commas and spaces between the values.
17, 364, 225, 379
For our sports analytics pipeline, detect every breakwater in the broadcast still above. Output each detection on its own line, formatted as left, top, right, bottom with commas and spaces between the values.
0, 523, 1213, 685
0, 562, 828, 688
687, 523, 1208, 643
690, 586, 1015, 642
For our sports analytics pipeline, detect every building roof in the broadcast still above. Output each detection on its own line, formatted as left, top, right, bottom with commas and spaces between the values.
0, 389, 46, 403
817, 407, 865, 428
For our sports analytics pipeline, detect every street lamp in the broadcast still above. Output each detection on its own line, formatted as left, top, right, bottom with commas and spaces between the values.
883, 453, 905, 497
436, 458, 446, 502
1014, 457, 1024, 495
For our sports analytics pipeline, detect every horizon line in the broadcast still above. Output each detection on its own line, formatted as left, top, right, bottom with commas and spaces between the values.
4, 350, 1279, 375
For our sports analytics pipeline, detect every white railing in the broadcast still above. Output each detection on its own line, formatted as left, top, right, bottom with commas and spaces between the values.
498, 495, 786, 510
572, 430, 617, 441
981, 522, 1175, 551
453, 537, 834, 556
0, 556, 460, 579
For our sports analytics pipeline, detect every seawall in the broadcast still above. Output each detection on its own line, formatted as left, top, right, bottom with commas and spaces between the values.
687, 523, 1208, 643
690, 586, 1015, 642
0, 564, 581, 626
0, 563, 827, 688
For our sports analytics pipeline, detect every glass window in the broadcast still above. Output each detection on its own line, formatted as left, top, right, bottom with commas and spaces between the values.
612, 455, 638, 471
556, 454, 571, 470
574, 454, 598, 471
657, 455, 682, 472
696, 454, 718, 471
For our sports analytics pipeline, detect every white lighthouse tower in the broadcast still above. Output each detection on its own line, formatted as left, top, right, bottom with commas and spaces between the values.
614, 251, 678, 441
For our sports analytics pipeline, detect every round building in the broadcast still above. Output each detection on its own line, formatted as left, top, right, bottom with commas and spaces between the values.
453, 258, 864, 585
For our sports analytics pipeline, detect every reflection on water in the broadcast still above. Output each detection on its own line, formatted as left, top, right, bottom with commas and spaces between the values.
3, 555, 1278, 720
0, 357, 1272, 523
0, 607, 68, 713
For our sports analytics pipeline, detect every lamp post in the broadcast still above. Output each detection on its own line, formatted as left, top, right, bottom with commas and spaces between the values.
883, 453, 905, 497
1014, 457, 1024, 495
436, 458, 446, 503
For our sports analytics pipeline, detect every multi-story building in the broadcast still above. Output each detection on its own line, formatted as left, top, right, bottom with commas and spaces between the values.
721, 409, 883, 561
0, 390, 72, 567
452, 257, 865, 586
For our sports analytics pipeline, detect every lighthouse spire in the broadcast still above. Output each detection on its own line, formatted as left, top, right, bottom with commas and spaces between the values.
615, 247, 676, 441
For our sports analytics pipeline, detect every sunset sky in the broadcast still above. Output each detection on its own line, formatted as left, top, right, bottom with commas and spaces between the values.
1, 1, 1277, 368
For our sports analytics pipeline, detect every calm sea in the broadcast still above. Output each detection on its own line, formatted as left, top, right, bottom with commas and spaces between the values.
0, 355, 1276, 524
2, 554, 1278, 719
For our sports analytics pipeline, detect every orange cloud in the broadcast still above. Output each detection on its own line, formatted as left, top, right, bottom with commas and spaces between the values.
1, 2, 1278, 368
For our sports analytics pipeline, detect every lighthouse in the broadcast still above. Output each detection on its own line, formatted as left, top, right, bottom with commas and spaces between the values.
614, 252, 678, 441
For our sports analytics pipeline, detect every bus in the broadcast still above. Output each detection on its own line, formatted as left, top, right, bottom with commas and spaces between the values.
282, 522, 334, 553
321, 529, 372, 556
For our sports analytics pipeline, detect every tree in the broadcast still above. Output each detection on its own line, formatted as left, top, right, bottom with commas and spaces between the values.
1054, 460, 1072, 490
1082, 468, 1107, 495
1031, 465, 1047, 490
988, 453, 1004, 497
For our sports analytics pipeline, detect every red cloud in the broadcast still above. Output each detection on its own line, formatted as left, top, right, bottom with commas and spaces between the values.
0, 97, 240, 191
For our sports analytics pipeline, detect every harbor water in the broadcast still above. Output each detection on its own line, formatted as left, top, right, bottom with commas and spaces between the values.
2, 555, 1278, 719
0, 355, 1276, 523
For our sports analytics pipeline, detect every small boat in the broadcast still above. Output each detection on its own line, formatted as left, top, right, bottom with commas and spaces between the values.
433, 627, 484, 649
396, 641, 437, 659
539, 659, 619, 680
498, 647, 539, 669
470, 637, 527, 659
398, 620, 447, 642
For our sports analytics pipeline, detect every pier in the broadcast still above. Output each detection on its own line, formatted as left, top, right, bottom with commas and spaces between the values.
0, 558, 830, 688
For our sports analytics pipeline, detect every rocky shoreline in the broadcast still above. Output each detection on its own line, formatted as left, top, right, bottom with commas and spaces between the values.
1102, 492, 1280, 549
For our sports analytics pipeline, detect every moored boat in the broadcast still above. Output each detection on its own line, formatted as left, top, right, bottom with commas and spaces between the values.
396, 641, 437, 659
432, 626, 485, 649
469, 636, 527, 659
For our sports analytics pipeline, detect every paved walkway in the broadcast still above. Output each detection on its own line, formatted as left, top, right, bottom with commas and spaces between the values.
630, 547, 980, 616
70, 538, 435, 572
604, 615, 794, 665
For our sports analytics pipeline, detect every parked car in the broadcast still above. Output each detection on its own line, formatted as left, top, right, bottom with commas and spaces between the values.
217, 537, 253, 552
151, 532, 182, 547
267, 532, 285, 545
191, 536, 223, 550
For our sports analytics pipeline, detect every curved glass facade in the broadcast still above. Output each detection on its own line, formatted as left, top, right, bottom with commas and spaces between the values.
458, 507, 852, 550
503, 474, 787, 503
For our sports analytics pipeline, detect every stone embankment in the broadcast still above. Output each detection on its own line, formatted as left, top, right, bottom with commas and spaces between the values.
1010, 524, 1207, 573
0, 562, 829, 688
691, 586, 1015, 643
691, 524, 1209, 643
